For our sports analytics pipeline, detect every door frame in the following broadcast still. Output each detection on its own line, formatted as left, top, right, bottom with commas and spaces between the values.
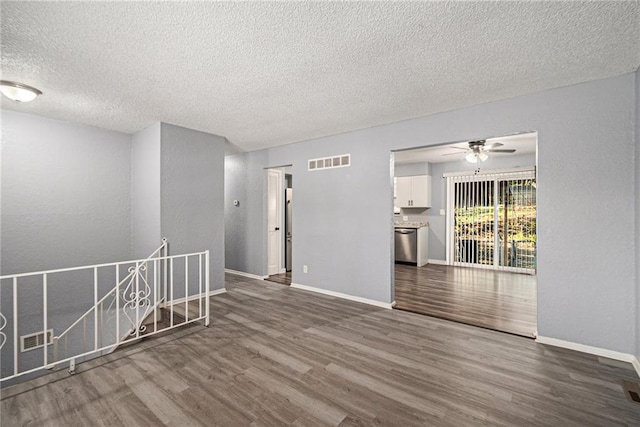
267, 168, 284, 276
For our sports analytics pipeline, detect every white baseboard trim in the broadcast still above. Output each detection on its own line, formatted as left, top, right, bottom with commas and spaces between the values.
536, 335, 640, 378
225, 268, 267, 280
290, 283, 393, 309
427, 259, 448, 265
168, 288, 227, 306
632, 357, 640, 378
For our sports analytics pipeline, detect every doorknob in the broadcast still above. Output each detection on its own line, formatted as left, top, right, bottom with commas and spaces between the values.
275, 227, 280, 231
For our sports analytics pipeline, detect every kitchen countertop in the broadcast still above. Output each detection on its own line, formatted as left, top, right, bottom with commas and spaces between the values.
394, 221, 428, 228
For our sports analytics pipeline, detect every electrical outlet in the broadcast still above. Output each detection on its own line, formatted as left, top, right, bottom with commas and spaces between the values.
440, 209, 445, 216
402, 216, 408, 221
303, 265, 308, 273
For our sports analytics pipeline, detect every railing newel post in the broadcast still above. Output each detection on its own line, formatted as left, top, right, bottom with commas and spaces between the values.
185, 256, 189, 323
13, 277, 18, 377
198, 253, 203, 320
116, 265, 120, 344
135, 262, 140, 338
205, 250, 210, 327
163, 238, 168, 309
93, 268, 98, 352
170, 258, 174, 328
43, 273, 48, 368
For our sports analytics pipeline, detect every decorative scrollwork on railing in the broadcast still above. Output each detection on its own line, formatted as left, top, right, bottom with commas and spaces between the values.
121, 262, 153, 336
103, 260, 155, 341
0, 311, 7, 350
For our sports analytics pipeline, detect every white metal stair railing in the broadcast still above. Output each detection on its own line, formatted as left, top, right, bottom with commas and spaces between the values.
55, 239, 169, 362
0, 239, 210, 384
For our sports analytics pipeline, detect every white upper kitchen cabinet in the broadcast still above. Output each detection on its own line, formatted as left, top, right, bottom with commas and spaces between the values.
395, 176, 412, 208
394, 175, 431, 208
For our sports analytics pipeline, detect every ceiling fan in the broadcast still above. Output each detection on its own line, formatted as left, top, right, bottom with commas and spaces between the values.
443, 140, 516, 163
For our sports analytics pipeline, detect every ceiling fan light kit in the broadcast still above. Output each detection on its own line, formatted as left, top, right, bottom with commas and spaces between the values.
465, 151, 489, 163
441, 139, 517, 163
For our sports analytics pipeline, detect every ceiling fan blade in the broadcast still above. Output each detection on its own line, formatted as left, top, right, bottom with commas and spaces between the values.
442, 151, 466, 156
484, 142, 503, 149
485, 149, 516, 153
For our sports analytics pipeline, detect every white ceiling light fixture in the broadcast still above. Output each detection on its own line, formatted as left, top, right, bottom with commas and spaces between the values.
465, 151, 489, 163
0, 80, 43, 102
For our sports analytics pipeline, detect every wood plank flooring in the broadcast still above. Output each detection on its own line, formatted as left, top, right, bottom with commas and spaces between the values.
3, 273, 639, 426
395, 263, 537, 337
266, 271, 292, 286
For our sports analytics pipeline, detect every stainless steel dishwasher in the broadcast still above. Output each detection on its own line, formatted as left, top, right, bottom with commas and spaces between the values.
395, 228, 417, 263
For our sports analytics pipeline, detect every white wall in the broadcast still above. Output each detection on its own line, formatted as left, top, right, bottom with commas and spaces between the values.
225, 73, 637, 355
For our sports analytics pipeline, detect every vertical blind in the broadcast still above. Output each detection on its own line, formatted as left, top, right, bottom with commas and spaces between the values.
445, 167, 536, 274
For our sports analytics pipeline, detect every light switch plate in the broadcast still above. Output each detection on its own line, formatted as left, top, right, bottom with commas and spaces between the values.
440, 209, 445, 216
402, 216, 408, 221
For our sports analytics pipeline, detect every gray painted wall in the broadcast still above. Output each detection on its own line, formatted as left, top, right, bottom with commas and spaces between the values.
225, 150, 268, 275
394, 162, 431, 176
269, 139, 395, 304
1, 115, 227, 383
224, 153, 248, 272
225, 73, 637, 355
160, 123, 226, 291
0, 110, 132, 384
1, 110, 132, 274
131, 123, 161, 258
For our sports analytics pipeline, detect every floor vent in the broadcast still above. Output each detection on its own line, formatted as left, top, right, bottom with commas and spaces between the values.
20, 329, 53, 352
308, 154, 350, 171
622, 381, 640, 403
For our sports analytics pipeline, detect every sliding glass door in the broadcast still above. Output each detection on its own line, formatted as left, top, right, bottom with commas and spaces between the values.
446, 169, 536, 273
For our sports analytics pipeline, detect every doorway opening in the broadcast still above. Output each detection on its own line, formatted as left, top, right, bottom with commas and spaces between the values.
391, 132, 537, 337
266, 166, 293, 286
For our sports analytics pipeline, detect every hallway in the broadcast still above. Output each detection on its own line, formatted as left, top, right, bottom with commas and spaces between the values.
266, 271, 291, 286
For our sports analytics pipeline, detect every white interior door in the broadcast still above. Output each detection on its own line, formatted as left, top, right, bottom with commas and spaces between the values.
267, 169, 283, 276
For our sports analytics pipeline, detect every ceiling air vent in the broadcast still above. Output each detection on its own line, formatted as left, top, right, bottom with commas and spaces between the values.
308, 154, 350, 171
21, 329, 53, 352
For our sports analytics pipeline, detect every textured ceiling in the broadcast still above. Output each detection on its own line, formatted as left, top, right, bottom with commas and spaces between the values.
1, 2, 638, 152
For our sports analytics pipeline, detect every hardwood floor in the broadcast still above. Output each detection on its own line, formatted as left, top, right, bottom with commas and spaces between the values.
266, 271, 292, 286
395, 263, 537, 337
3, 273, 639, 426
